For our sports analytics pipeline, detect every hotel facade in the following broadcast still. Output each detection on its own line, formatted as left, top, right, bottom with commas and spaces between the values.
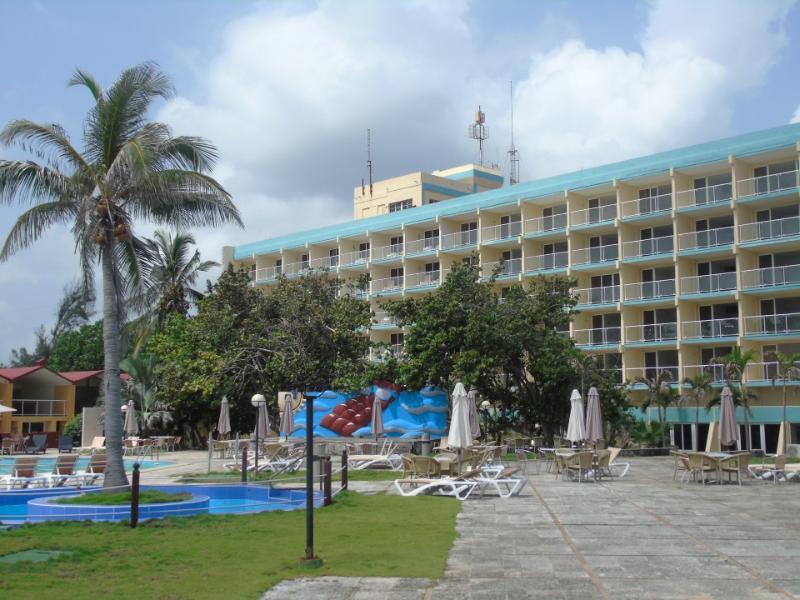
224, 124, 800, 454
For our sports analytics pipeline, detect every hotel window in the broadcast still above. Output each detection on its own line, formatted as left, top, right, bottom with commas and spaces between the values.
423, 228, 439, 250
589, 234, 617, 262
588, 196, 616, 223
592, 314, 620, 345
425, 261, 440, 283
756, 204, 800, 239
590, 273, 620, 303
301, 254, 309, 270
329, 248, 339, 267
462, 255, 479, 267
695, 215, 734, 246
639, 224, 673, 255
542, 205, 566, 231
460, 222, 478, 245
638, 184, 671, 214
693, 173, 732, 204
754, 160, 798, 195
390, 267, 404, 288
544, 241, 568, 268
390, 333, 404, 356
641, 267, 675, 298
389, 199, 413, 213
643, 308, 677, 341
358, 242, 370, 262
275, 258, 282, 275
249, 263, 256, 279
390, 235, 404, 255
501, 249, 522, 274
644, 350, 678, 380
500, 214, 522, 237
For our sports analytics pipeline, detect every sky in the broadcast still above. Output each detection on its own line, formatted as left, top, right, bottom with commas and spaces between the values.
1, 0, 800, 362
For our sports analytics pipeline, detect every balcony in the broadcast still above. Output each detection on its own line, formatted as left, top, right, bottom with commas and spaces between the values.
483, 221, 522, 245
369, 344, 405, 362
405, 237, 439, 256
743, 361, 800, 385
573, 327, 621, 348
524, 252, 568, 273
739, 216, 800, 248
523, 214, 566, 238
309, 256, 339, 269
11, 399, 66, 417
253, 265, 281, 283
679, 272, 737, 297
743, 312, 800, 339
682, 317, 739, 341
736, 169, 800, 203
441, 230, 478, 252
621, 236, 674, 262
623, 279, 675, 303
405, 270, 441, 290
373, 310, 399, 330
571, 244, 618, 269
371, 243, 404, 263
620, 193, 672, 221
740, 264, 800, 292
339, 249, 370, 269
570, 204, 616, 229
625, 322, 678, 345
371, 275, 404, 296
677, 227, 734, 255
483, 259, 522, 279
626, 366, 680, 382
675, 182, 732, 212
574, 285, 620, 306
283, 260, 311, 278
682, 364, 727, 384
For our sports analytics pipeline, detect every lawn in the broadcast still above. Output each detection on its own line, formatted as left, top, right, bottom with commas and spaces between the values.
0, 492, 459, 599
53, 490, 191, 505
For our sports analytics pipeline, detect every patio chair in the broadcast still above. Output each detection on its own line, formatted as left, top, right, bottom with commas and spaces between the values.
400, 453, 415, 478
564, 451, 593, 482
1, 438, 15, 455
1, 456, 45, 489
605, 447, 630, 478
748, 455, 787, 484
58, 435, 75, 453
44, 454, 80, 487
720, 453, 751, 486
671, 450, 689, 480
76, 452, 107, 485
685, 453, 716, 486
410, 455, 441, 478
514, 449, 540, 474
553, 451, 570, 479
23, 434, 48, 455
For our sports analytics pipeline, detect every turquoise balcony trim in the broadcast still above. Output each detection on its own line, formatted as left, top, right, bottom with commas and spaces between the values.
571, 261, 617, 272
421, 182, 469, 198
634, 405, 800, 423
736, 187, 800, 205
679, 290, 736, 301
575, 343, 621, 352
404, 249, 437, 259
575, 302, 618, 311
524, 267, 568, 276
569, 220, 615, 232
234, 123, 800, 259
677, 245, 733, 258
675, 201, 732, 215
442, 169, 505, 184
481, 237, 521, 247
619, 211, 672, 224
370, 256, 402, 265
372, 289, 402, 298
741, 283, 800, 295
624, 340, 678, 349
624, 296, 675, 307
523, 229, 566, 240
371, 323, 400, 331
405, 284, 438, 293
742, 331, 800, 341
681, 335, 739, 345
620, 253, 674, 265
737, 237, 800, 250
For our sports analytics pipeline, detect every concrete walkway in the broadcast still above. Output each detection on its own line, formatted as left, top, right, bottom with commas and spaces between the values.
262, 457, 800, 599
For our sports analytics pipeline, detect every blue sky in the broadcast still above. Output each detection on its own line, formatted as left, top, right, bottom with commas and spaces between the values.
1, 0, 799, 362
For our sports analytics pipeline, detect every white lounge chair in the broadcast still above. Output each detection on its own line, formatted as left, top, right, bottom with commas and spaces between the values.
393, 469, 483, 500
1, 457, 46, 489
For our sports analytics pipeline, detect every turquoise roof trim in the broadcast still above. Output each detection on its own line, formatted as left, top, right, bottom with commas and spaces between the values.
234, 123, 800, 259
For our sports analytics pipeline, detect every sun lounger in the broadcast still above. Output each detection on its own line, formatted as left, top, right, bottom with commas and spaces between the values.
348, 453, 403, 471
43, 454, 80, 487
75, 452, 106, 485
79, 436, 105, 454
748, 455, 787, 484
393, 469, 485, 500
1, 456, 46, 489
58, 435, 75, 453
23, 434, 48, 455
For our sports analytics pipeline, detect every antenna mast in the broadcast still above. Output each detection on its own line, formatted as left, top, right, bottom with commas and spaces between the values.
468, 106, 488, 166
367, 129, 373, 196
507, 81, 520, 185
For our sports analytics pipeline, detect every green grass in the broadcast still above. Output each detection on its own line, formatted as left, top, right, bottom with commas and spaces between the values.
178, 469, 399, 484
0, 492, 459, 599
53, 491, 191, 506
756, 456, 800, 464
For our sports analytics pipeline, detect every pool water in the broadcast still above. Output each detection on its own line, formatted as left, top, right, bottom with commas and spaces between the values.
0, 457, 170, 476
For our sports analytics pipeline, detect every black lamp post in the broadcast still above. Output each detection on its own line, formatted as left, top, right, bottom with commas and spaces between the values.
299, 386, 322, 568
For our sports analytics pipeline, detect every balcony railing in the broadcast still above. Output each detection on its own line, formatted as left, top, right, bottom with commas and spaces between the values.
623, 279, 675, 301
309, 255, 339, 269
739, 216, 800, 244
371, 243, 404, 261
571, 244, 618, 265
524, 213, 566, 235
405, 237, 439, 255
525, 252, 569, 271
405, 270, 441, 288
371, 275, 404, 294
282, 260, 311, 277
573, 327, 621, 346
675, 181, 732, 209
682, 318, 739, 339
574, 285, 620, 305
620, 193, 672, 219
253, 266, 281, 281
740, 264, 800, 289
339, 249, 370, 267
373, 310, 398, 328
11, 399, 66, 417
484, 259, 522, 278
483, 221, 522, 242
680, 272, 737, 295
369, 344, 405, 362
677, 227, 734, 251
744, 360, 800, 382
625, 322, 678, 343
744, 312, 800, 336
570, 204, 616, 227
622, 235, 674, 259
441, 230, 478, 249
626, 366, 679, 382
737, 169, 800, 200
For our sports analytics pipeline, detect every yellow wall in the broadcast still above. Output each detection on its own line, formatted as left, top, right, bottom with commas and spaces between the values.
0, 382, 12, 434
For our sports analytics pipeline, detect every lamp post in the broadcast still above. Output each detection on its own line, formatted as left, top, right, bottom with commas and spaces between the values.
251, 393, 266, 475
299, 386, 322, 567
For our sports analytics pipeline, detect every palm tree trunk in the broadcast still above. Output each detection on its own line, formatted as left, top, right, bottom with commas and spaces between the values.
742, 385, 751, 452
659, 406, 666, 448
101, 238, 129, 488
782, 380, 788, 455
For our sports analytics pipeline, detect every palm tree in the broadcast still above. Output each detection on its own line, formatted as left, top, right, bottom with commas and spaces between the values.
0, 63, 241, 487
770, 351, 800, 455
120, 353, 160, 433
682, 371, 713, 450
712, 347, 756, 451
634, 369, 676, 448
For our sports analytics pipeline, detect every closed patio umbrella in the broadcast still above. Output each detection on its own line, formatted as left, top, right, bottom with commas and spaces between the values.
254, 400, 270, 440
467, 386, 481, 440
217, 396, 231, 439
124, 399, 138, 436
371, 393, 384, 440
585, 386, 603, 445
448, 382, 472, 449
719, 385, 738, 448
565, 389, 585, 444
280, 393, 295, 440
0, 405, 16, 414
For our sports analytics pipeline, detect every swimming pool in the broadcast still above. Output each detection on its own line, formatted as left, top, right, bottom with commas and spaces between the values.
0, 484, 322, 524
0, 457, 170, 475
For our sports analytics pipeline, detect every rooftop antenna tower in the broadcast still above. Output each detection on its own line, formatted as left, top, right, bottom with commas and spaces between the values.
367, 128, 373, 196
469, 106, 488, 166
507, 81, 520, 185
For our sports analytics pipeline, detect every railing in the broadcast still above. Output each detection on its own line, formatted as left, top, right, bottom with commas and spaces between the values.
371, 243, 404, 261
682, 364, 727, 383
373, 310, 398, 328
282, 260, 311, 277
599, 368, 624, 385
739, 216, 800, 243
574, 285, 620, 305
740, 264, 800, 289
339, 287, 368, 301
743, 361, 800, 382
524, 213, 566, 235
525, 252, 569, 271
622, 235, 673, 259
682, 318, 739, 339
620, 193, 672, 218
483, 221, 522, 242
680, 272, 737, 294
625, 322, 678, 343
441, 230, 478, 249
310, 255, 339, 269
339, 249, 370, 267
623, 279, 675, 301
675, 181, 732, 209
743, 312, 800, 336
737, 169, 799, 199
405, 270, 441, 288
572, 327, 621, 346
371, 275, 404, 294
570, 204, 616, 226
369, 345, 405, 362
405, 237, 438, 254
11, 399, 66, 417
484, 259, 522, 277
571, 244, 619, 265
253, 266, 281, 281
677, 226, 734, 250
626, 366, 679, 382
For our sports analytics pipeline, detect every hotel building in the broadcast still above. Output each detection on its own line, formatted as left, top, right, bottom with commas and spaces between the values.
224, 124, 800, 453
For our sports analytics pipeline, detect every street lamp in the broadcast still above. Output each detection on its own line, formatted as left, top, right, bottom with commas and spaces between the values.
251, 393, 266, 475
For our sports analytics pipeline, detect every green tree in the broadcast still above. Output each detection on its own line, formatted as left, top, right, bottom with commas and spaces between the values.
0, 63, 240, 486
712, 347, 757, 451
48, 320, 104, 371
681, 371, 714, 450
770, 351, 800, 455
634, 370, 676, 448
120, 353, 160, 432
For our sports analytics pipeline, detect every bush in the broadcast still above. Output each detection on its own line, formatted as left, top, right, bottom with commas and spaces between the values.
630, 420, 665, 448
63, 414, 82, 441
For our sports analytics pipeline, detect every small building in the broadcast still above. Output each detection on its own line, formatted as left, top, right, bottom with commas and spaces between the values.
0, 364, 75, 437
59, 370, 105, 414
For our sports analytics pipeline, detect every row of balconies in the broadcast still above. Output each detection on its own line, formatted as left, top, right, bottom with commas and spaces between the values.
10, 399, 66, 417
594, 362, 792, 386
